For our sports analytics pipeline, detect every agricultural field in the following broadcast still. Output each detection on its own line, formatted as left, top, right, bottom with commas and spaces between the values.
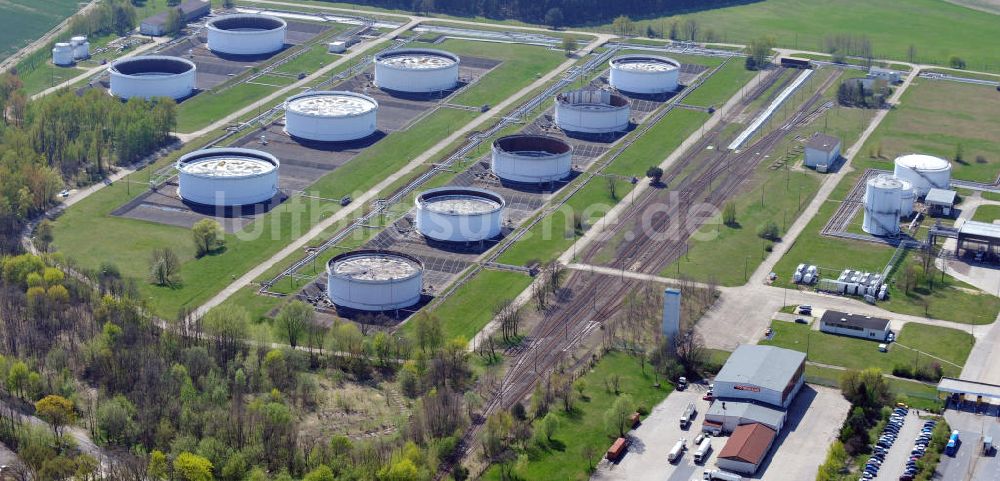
0, 0, 81, 62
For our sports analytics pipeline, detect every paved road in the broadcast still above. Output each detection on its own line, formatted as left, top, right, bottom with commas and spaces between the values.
874, 410, 922, 481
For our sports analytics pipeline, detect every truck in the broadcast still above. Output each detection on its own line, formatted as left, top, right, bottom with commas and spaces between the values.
606, 437, 628, 462
983, 435, 993, 455
703, 470, 743, 481
945, 430, 960, 455
693, 438, 712, 464
677, 376, 688, 390
680, 402, 697, 429
667, 438, 687, 464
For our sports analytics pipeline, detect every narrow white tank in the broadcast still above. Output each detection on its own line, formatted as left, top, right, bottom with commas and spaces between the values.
327, 250, 423, 311
374, 48, 460, 93
415, 187, 505, 242
283, 91, 378, 142
491, 135, 573, 184
206, 14, 287, 56
71, 36, 89, 60
893, 154, 951, 196
863, 174, 903, 236
52, 43, 74, 66
109, 56, 197, 100
176, 148, 279, 206
898, 179, 914, 217
609, 55, 681, 94
554, 89, 631, 134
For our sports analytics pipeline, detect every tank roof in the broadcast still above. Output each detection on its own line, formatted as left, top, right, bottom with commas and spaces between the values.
868, 174, 904, 190
895, 154, 951, 172
376, 48, 459, 69
610, 55, 680, 72
493, 135, 572, 156
207, 13, 286, 31
110, 56, 195, 76
328, 250, 422, 281
285, 91, 377, 117
177, 148, 278, 177
417, 187, 505, 215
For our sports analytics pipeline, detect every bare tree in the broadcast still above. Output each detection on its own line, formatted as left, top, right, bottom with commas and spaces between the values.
494, 298, 522, 343
673, 326, 707, 374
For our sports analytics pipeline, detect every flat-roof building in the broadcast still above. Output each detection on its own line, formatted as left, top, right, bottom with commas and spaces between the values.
868, 66, 902, 84
717, 423, 776, 475
925, 188, 957, 217
703, 400, 785, 434
820, 311, 891, 341
141, 0, 211, 36
958, 220, 1000, 258
713, 345, 806, 409
804, 133, 841, 172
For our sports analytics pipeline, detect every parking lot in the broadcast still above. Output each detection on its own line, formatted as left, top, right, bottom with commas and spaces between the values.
940, 406, 1000, 481
591, 383, 848, 481
873, 410, 923, 481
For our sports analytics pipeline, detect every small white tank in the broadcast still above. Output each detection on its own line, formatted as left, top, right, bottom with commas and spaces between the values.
52, 43, 74, 66
897, 179, 914, 217
863, 174, 903, 236
70, 36, 89, 60
893, 154, 951, 196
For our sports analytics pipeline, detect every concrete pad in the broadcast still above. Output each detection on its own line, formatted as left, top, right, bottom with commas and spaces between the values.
758, 385, 850, 481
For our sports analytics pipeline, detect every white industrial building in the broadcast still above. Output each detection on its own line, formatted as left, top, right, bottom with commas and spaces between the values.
176, 148, 279, 206
327, 250, 424, 311
863, 174, 904, 236
374, 48, 460, 93
206, 14, 287, 56
893, 154, 952, 196
52, 42, 74, 66
925, 188, 957, 216
716, 423, 777, 475
704, 401, 785, 434
491, 135, 573, 184
608, 54, 680, 94
140, 0, 211, 36
109, 56, 197, 100
819, 311, 891, 341
283, 91, 378, 142
415, 187, 505, 243
712, 345, 806, 409
804, 133, 840, 171
868, 66, 902, 84
554, 89, 631, 134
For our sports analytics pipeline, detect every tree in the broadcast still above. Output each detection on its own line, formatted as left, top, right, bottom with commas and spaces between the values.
561, 36, 578, 57
604, 394, 634, 437
723, 202, 738, 227
192, 219, 224, 257
907, 44, 917, 63
413, 312, 443, 352
955, 143, 964, 163
274, 300, 312, 348
34, 395, 76, 446
646, 166, 664, 185
174, 452, 214, 481
949, 56, 967, 69
757, 221, 780, 241
745, 36, 776, 70
148, 451, 169, 480
611, 15, 635, 37
607, 176, 618, 200
96, 394, 138, 445
544, 8, 564, 29
539, 412, 560, 442
164, 7, 186, 35
149, 247, 181, 286
34, 219, 54, 252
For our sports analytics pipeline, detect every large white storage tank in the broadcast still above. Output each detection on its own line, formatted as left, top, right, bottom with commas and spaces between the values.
415, 187, 505, 242
109, 56, 196, 100
893, 154, 952, 196
491, 135, 573, 184
898, 179, 915, 218
283, 91, 378, 142
52, 43, 74, 66
176, 148, 279, 206
374, 48, 460, 93
327, 250, 423, 311
554, 88, 631, 134
206, 14, 287, 56
70, 36, 89, 60
863, 174, 903, 236
609, 55, 681, 94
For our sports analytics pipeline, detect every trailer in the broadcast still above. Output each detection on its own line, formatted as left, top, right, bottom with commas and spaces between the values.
607, 437, 628, 461
680, 402, 697, 429
983, 436, 992, 455
693, 438, 712, 464
667, 438, 687, 464
780, 57, 813, 69
703, 470, 743, 481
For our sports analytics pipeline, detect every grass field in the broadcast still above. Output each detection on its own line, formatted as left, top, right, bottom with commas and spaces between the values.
441, 38, 566, 107
760, 321, 973, 377
972, 204, 1000, 222
682, 59, 757, 108
19, 63, 84, 96
483, 351, 671, 481
0, 0, 81, 62
176, 83, 283, 133
804, 364, 943, 411
612, 0, 1000, 72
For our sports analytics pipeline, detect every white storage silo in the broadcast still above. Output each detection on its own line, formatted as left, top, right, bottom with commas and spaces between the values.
554, 89, 631, 134
283, 91, 378, 142
898, 179, 915, 217
374, 48, 460, 93
206, 14, 287, 56
415, 187, 505, 242
893, 154, 952, 196
609, 55, 681, 94
52, 43, 74, 66
327, 250, 423, 311
176, 148, 279, 206
491, 135, 573, 184
109, 56, 196, 100
863, 174, 903, 236
70, 36, 89, 60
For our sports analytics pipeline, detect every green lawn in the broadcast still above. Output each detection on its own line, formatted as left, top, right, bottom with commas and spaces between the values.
760, 321, 973, 377
0, 0, 81, 62
972, 204, 1000, 223
611, 0, 1000, 72
176, 82, 282, 133
442, 38, 565, 108
19, 62, 84, 95
681, 59, 757, 108
804, 364, 943, 412
484, 351, 671, 481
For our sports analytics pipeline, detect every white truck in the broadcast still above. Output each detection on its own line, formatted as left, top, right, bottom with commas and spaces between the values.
703, 470, 743, 481
693, 438, 712, 464
680, 402, 697, 429
667, 438, 687, 464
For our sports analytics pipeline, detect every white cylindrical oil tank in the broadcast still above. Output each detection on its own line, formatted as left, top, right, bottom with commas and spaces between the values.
206, 14, 287, 56
554, 88, 631, 134
491, 135, 573, 184
374, 48, 460, 93
893, 154, 952, 196
609, 55, 681, 94
415, 187, 505, 242
327, 250, 423, 311
283, 91, 378, 142
52, 43, 74, 66
176, 148, 279, 206
109, 56, 196, 100
70, 36, 89, 60
898, 179, 915, 217
863, 174, 903, 236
